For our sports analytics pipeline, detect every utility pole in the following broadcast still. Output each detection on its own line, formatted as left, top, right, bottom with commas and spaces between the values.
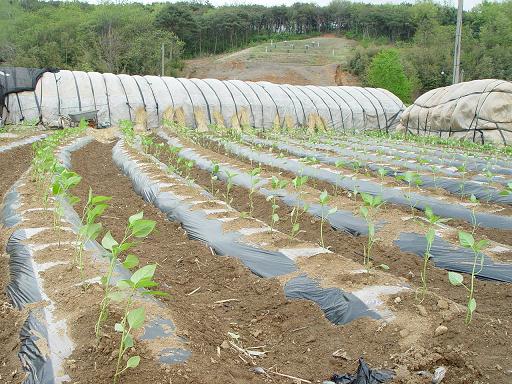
452, 0, 463, 84
161, 43, 165, 77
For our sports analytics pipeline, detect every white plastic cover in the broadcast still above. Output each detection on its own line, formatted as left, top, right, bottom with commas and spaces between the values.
398, 79, 512, 146
3, 70, 405, 131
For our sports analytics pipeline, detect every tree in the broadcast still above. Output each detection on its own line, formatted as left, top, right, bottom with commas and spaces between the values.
365, 49, 412, 103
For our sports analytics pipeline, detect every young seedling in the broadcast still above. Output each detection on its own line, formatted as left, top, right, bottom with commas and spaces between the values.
290, 175, 309, 238
469, 194, 479, 234
51, 169, 82, 244
483, 168, 494, 202
318, 190, 337, 248
266, 176, 288, 233
359, 193, 386, 272
499, 182, 512, 196
223, 170, 238, 205
416, 206, 447, 302
96, 212, 156, 338
210, 162, 220, 196
333, 160, 346, 197
184, 160, 195, 183
396, 171, 422, 216
248, 167, 262, 216
111, 262, 166, 384
76, 188, 111, 279
457, 163, 468, 198
377, 167, 387, 193
448, 231, 489, 325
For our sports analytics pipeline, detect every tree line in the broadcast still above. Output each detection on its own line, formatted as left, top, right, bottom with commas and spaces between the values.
0, 0, 511, 100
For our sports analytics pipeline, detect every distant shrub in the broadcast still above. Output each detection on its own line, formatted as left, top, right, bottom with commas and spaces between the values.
366, 49, 413, 104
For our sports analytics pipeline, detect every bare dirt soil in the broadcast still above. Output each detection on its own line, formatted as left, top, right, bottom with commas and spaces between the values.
0, 144, 35, 383
183, 36, 360, 86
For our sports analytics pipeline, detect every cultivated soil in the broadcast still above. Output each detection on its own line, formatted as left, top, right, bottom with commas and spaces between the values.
0, 143, 36, 383
142, 132, 512, 383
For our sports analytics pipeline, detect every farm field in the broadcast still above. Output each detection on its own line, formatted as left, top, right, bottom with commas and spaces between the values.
0, 124, 511, 384
184, 36, 360, 86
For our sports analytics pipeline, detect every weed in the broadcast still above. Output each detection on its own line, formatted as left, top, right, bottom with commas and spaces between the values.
266, 176, 288, 233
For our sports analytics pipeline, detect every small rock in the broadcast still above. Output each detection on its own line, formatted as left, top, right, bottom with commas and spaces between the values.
305, 335, 316, 343
332, 349, 350, 360
251, 329, 262, 338
432, 366, 447, 383
434, 325, 448, 337
220, 340, 229, 349
399, 329, 410, 338
437, 299, 449, 310
417, 305, 428, 317
394, 297, 402, 304
251, 367, 266, 375
495, 364, 502, 371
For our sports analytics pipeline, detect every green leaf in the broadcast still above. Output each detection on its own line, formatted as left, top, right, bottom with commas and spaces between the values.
91, 195, 111, 204
468, 298, 476, 313
116, 280, 133, 289
359, 206, 369, 219
101, 231, 118, 251
426, 227, 436, 243
292, 223, 300, 233
128, 212, 144, 225
141, 290, 168, 296
123, 254, 139, 269
271, 213, 279, 223
475, 239, 489, 252
319, 190, 329, 204
108, 291, 126, 302
328, 207, 338, 215
84, 222, 102, 240
135, 280, 158, 289
117, 242, 135, 253
448, 271, 464, 286
126, 356, 140, 369
127, 307, 145, 330
458, 231, 474, 248
130, 219, 156, 238
87, 203, 108, 223
124, 334, 134, 348
379, 263, 390, 270
131, 264, 156, 285
114, 323, 124, 332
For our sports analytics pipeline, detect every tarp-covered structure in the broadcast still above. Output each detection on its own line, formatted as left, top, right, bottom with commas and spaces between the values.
1, 68, 404, 132
398, 79, 512, 146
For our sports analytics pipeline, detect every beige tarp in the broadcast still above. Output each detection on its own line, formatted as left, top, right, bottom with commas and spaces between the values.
398, 79, 512, 146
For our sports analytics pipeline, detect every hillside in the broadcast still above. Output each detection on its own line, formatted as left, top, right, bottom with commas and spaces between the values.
183, 35, 360, 86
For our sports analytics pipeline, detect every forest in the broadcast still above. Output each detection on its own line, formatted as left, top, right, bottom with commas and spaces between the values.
1, 0, 511, 98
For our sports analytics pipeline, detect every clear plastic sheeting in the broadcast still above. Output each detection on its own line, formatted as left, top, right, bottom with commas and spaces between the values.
3, 69, 405, 132
398, 79, 512, 146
